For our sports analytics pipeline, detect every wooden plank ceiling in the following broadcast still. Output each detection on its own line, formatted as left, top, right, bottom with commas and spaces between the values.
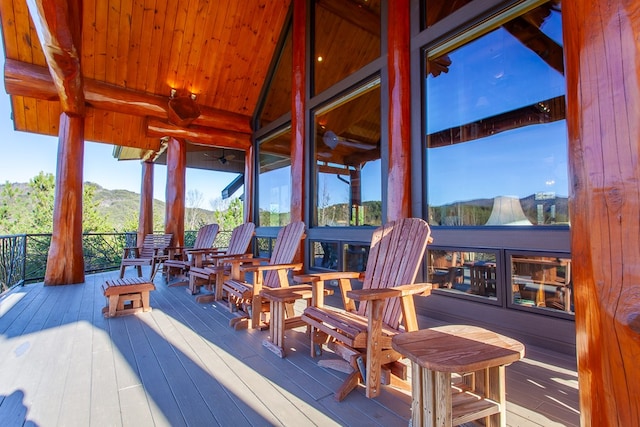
0, 0, 290, 167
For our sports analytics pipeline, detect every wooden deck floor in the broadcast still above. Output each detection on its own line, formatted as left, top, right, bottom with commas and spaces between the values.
0, 270, 580, 426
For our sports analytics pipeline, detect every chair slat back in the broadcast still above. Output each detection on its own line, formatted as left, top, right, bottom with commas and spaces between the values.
357, 218, 431, 329
264, 221, 306, 289
139, 234, 173, 258
192, 224, 219, 249
225, 222, 256, 255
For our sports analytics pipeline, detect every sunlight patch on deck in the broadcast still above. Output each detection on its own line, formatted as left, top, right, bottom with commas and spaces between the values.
0, 292, 25, 318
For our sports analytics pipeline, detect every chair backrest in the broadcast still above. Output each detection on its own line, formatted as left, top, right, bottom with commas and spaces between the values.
139, 233, 173, 258
264, 221, 306, 288
192, 224, 220, 249
225, 222, 256, 255
357, 218, 431, 329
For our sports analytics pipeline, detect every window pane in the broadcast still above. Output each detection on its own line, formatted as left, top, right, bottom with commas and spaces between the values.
258, 129, 292, 226
259, 26, 292, 127
425, 2, 568, 227
428, 249, 498, 301
511, 254, 573, 314
314, 81, 381, 227
313, 0, 381, 95
423, 0, 475, 30
311, 240, 339, 270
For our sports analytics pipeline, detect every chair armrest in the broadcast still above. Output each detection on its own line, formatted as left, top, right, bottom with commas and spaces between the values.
294, 271, 363, 282
241, 262, 303, 273
347, 283, 432, 301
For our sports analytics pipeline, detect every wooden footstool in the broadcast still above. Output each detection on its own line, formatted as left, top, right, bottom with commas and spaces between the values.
102, 277, 156, 318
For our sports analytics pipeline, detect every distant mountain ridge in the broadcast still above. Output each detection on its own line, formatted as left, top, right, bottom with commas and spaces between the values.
0, 181, 215, 232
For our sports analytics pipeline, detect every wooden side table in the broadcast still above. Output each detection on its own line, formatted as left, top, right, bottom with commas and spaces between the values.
261, 284, 333, 357
392, 325, 524, 427
102, 277, 156, 318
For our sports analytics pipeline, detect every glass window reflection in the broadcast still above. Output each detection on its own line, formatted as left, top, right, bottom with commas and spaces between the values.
425, 2, 568, 227
428, 249, 498, 301
258, 128, 292, 227
313, 0, 381, 95
314, 80, 382, 227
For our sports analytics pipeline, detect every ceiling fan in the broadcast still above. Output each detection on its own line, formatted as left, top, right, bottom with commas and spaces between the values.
322, 130, 377, 150
204, 149, 235, 165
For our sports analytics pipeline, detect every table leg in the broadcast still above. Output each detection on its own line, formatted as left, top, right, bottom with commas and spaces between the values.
412, 364, 453, 427
263, 299, 286, 358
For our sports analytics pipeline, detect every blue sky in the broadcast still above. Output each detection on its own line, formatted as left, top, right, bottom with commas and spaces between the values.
0, 44, 237, 207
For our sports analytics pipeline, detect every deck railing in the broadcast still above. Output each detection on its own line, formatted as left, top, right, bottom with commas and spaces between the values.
0, 230, 232, 293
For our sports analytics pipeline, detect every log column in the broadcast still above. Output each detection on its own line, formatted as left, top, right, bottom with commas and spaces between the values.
386, 0, 411, 221
137, 161, 154, 246
243, 145, 254, 224
45, 113, 85, 285
564, 2, 640, 425
290, 0, 307, 263
165, 137, 186, 248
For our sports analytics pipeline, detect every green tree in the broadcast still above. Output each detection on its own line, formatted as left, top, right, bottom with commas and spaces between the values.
0, 182, 28, 234
83, 183, 114, 232
27, 172, 55, 233
212, 197, 243, 231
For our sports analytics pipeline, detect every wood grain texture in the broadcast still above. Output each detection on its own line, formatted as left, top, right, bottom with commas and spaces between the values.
44, 112, 85, 285
137, 161, 154, 247
564, 1, 640, 425
290, 0, 307, 227
386, 0, 411, 222
164, 137, 186, 248
25, 0, 85, 115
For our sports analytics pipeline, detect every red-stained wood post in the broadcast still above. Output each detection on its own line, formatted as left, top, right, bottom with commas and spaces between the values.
386, 0, 411, 221
44, 113, 85, 285
243, 145, 254, 224
165, 137, 185, 248
564, 2, 640, 425
137, 161, 154, 246
290, 0, 307, 263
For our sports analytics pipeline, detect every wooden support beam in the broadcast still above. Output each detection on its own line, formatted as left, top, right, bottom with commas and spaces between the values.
386, 0, 411, 221
146, 118, 251, 150
164, 137, 186, 248
4, 59, 252, 134
243, 145, 254, 224
137, 161, 154, 247
26, 0, 84, 115
291, 0, 306, 225
44, 112, 85, 285
564, 1, 640, 425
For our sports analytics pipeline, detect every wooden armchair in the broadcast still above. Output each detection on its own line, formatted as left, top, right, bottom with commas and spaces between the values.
300, 218, 433, 401
187, 222, 256, 301
164, 223, 219, 284
119, 233, 173, 280
222, 221, 306, 330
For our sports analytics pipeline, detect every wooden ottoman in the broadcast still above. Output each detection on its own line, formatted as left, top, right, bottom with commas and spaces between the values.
102, 277, 156, 318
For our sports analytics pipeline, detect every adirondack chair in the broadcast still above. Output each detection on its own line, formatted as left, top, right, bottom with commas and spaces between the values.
222, 221, 306, 330
119, 233, 173, 280
164, 223, 219, 284
187, 222, 256, 302
300, 218, 433, 401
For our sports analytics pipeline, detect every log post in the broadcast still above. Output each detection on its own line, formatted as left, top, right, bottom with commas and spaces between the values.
386, 0, 411, 221
290, 0, 307, 263
291, 0, 306, 226
243, 145, 254, 224
564, 2, 640, 425
44, 112, 85, 285
137, 161, 154, 246
165, 137, 185, 248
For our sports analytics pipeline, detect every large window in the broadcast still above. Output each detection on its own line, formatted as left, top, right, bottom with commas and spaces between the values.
258, 128, 292, 227
313, 79, 382, 227
313, 0, 381, 95
425, 1, 567, 227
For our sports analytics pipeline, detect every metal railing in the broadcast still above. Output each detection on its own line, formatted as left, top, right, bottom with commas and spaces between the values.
0, 230, 232, 293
